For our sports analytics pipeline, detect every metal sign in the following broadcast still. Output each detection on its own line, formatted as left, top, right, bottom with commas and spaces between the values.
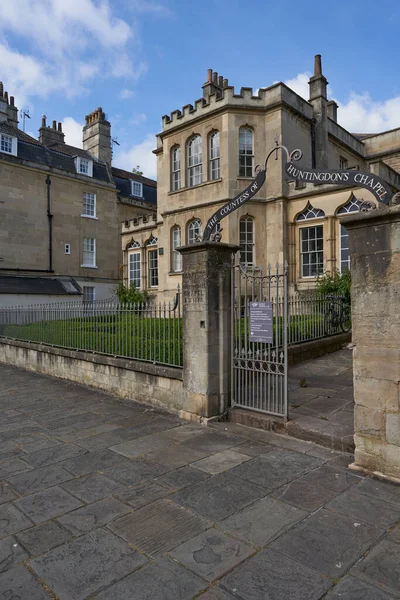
249, 301, 273, 343
284, 162, 392, 205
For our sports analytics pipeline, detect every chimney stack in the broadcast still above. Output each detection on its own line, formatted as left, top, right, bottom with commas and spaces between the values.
0, 82, 18, 126
202, 69, 225, 100
39, 116, 65, 146
308, 54, 329, 169
82, 107, 111, 165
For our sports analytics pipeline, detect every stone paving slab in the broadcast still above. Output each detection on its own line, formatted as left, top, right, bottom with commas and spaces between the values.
198, 588, 236, 600
146, 443, 208, 469
110, 432, 175, 459
5, 464, 74, 495
192, 449, 251, 475
15, 521, 72, 556
0, 565, 51, 599
157, 465, 210, 490
0, 503, 33, 538
31, 527, 147, 600
326, 486, 400, 529
115, 481, 172, 509
170, 528, 254, 582
60, 448, 128, 476
0, 536, 28, 573
60, 472, 126, 503
0, 481, 18, 504
182, 431, 245, 454
325, 575, 396, 599
22, 443, 87, 469
351, 539, 400, 597
103, 457, 168, 486
57, 497, 131, 536
14, 485, 83, 525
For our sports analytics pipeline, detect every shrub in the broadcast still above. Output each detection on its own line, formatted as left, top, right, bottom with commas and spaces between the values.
315, 269, 351, 305
114, 283, 149, 305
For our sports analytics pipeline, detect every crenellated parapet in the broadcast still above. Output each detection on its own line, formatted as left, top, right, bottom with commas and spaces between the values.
161, 75, 314, 132
122, 213, 157, 232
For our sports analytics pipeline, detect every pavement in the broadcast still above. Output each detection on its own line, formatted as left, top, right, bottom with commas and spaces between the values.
0, 362, 399, 600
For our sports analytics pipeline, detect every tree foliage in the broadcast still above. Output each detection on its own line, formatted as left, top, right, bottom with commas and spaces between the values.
114, 283, 148, 305
132, 165, 143, 176
316, 269, 351, 304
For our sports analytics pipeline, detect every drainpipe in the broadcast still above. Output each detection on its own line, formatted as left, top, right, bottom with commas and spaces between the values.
46, 175, 53, 272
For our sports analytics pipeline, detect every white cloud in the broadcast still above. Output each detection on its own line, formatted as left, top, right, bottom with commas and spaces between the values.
283, 72, 311, 100
129, 113, 147, 125
62, 117, 83, 148
113, 134, 157, 179
119, 89, 135, 100
0, 0, 149, 106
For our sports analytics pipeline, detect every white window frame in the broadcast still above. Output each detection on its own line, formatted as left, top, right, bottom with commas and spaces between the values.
300, 225, 324, 278
209, 131, 220, 180
171, 226, 182, 272
337, 196, 364, 272
148, 248, 159, 288
187, 135, 202, 187
171, 146, 181, 191
81, 237, 97, 268
65, 244, 71, 255
187, 219, 202, 244
129, 251, 141, 288
0, 134, 17, 156
239, 127, 254, 177
83, 286, 95, 303
131, 181, 143, 198
74, 157, 93, 177
82, 192, 97, 218
239, 217, 255, 267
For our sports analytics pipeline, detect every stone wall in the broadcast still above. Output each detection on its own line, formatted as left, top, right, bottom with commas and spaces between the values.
0, 339, 184, 415
344, 206, 400, 481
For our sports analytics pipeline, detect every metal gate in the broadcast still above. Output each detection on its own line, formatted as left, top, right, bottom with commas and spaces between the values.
231, 261, 288, 418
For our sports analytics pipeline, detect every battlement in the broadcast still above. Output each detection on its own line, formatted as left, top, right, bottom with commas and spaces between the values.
122, 213, 157, 232
161, 74, 313, 132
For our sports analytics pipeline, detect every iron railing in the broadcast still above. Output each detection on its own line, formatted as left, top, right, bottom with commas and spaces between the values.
0, 289, 182, 368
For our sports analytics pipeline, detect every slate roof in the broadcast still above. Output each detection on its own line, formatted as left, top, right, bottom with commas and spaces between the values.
47, 142, 93, 159
0, 276, 82, 295
112, 167, 157, 188
0, 122, 42, 146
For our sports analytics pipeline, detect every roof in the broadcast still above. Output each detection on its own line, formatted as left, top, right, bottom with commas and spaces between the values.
0, 122, 42, 146
112, 167, 157, 188
0, 276, 82, 295
351, 133, 376, 140
47, 142, 93, 159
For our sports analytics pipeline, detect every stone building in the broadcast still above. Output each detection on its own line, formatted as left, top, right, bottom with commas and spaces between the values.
121, 55, 400, 298
0, 87, 156, 306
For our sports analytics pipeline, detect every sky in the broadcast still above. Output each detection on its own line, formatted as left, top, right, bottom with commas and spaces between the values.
1, 0, 399, 179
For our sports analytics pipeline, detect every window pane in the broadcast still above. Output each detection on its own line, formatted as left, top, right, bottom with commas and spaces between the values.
129, 252, 141, 288
172, 147, 181, 191
239, 128, 253, 177
83, 192, 96, 217
79, 159, 89, 174
239, 218, 254, 266
1, 134, 13, 153
188, 219, 202, 244
188, 136, 202, 187
148, 249, 158, 287
132, 182, 143, 197
83, 286, 95, 302
209, 132, 220, 180
83, 238, 96, 266
172, 227, 182, 272
300, 226, 323, 278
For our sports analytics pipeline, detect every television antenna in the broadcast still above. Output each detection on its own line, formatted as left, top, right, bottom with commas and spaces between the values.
21, 109, 31, 132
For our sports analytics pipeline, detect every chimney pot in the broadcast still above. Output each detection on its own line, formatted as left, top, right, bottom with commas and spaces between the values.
0, 82, 3, 97
4, 91, 8, 102
207, 68, 213, 82
42, 115, 47, 127
218, 75, 223, 87
314, 54, 322, 76
212, 72, 218, 84
223, 78, 228, 88
52, 120, 57, 130
58, 122, 62, 132
10, 96, 14, 106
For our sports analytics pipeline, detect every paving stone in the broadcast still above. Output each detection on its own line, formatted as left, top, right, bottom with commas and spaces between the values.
271, 508, 383, 577
0, 536, 28, 573
115, 481, 172, 509
0, 565, 50, 599
0, 503, 33, 538
109, 498, 211, 555
302, 395, 353, 416
93, 556, 206, 600
197, 588, 235, 600
170, 528, 254, 582
73, 426, 143, 451
221, 547, 332, 600
388, 524, 400, 544
326, 487, 400, 529
128, 416, 181, 437
182, 431, 245, 454
103, 457, 168, 486
173, 471, 266, 520
219, 496, 308, 547
192, 450, 251, 475
60, 448, 128, 476
0, 457, 31, 477
0, 482, 18, 505
23, 443, 86, 469
230, 450, 322, 492
16, 435, 62, 454
58, 497, 131, 535
60, 423, 120, 443
146, 443, 208, 469
60, 472, 126, 503
233, 440, 274, 456
31, 527, 147, 600
110, 432, 176, 459
162, 423, 206, 442
15, 521, 72, 556
351, 539, 400, 596
157, 466, 210, 490
356, 477, 400, 505
5, 464, 73, 495
326, 575, 396, 599
15, 486, 83, 525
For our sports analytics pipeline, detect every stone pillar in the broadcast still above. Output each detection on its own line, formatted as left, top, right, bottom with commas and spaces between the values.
344, 206, 400, 482
178, 241, 240, 420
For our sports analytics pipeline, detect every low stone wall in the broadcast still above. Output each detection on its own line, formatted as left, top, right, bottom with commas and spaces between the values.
288, 332, 351, 365
0, 339, 184, 415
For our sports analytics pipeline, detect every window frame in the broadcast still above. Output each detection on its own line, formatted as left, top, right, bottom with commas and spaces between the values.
75, 157, 93, 177
239, 216, 255, 267
81, 237, 96, 268
171, 146, 181, 191
0, 133, 17, 156
299, 225, 324, 278
82, 192, 97, 218
82, 286, 95, 303
337, 196, 365, 273
209, 131, 220, 180
171, 226, 182, 272
148, 248, 159, 288
187, 135, 202, 187
187, 219, 202, 244
128, 251, 141, 289
131, 181, 143, 198
238, 127, 254, 178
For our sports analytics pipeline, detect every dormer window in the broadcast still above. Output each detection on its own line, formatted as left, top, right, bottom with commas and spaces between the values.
75, 156, 93, 177
131, 181, 143, 198
0, 134, 17, 156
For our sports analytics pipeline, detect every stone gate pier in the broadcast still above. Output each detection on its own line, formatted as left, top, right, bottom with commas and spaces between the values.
344, 205, 400, 481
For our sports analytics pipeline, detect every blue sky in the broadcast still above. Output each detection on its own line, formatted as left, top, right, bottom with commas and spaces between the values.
1, 0, 399, 178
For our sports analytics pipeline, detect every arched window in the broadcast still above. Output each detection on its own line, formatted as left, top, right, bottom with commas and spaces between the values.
239, 217, 254, 267
171, 226, 182, 272
239, 127, 254, 177
337, 195, 364, 272
171, 146, 181, 191
188, 219, 202, 244
296, 203, 325, 278
209, 131, 220, 180
146, 236, 158, 287
187, 135, 202, 187
127, 240, 141, 289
